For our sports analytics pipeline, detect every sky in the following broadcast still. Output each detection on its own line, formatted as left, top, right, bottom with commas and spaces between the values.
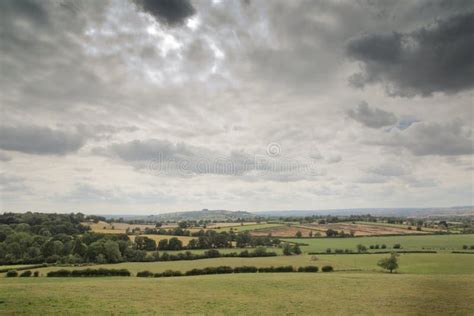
0, 0, 473, 214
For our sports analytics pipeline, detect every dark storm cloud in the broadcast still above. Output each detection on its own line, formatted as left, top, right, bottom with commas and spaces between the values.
347, 101, 398, 128
346, 12, 474, 96
134, 0, 195, 26
0, 125, 87, 155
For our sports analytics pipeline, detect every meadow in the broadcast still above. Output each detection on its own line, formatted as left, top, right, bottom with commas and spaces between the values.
283, 234, 474, 252
4, 253, 472, 276
1, 273, 473, 315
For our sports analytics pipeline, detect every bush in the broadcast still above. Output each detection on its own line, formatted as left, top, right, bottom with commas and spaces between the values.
5, 270, 18, 277
321, 265, 334, 272
334, 249, 344, 254
137, 270, 153, 277
160, 270, 182, 277
47, 269, 71, 277
471, 245, 474, 250
381, 244, 387, 249
33, 271, 39, 277
369, 245, 375, 249
273, 265, 294, 272
325, 248, 332, 253
204, 249, 220, 258
462, 245, 468, 249
19, 270, 32, 277
233, 266, 258, 273
48, 268, 131, 277
297, 266, 318, 272
393, 244, 401, 249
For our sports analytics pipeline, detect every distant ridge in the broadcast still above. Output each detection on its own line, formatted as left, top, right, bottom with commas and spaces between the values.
142, 209, 256, 221
252, 206, 474, 217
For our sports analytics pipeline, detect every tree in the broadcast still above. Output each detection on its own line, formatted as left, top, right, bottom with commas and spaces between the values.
168, 237, 183, 251
295, 231, 302, 238
157, 239, 169, 250
283, 243, 293, 256
72, 239, 87, 257
356, 244, 367, 253
377, 253, 399, 273
104, 240, 122, 263
293, 244, 302, 255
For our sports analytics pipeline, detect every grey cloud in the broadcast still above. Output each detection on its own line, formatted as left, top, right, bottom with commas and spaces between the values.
373, 120, 473, 156
347, 101, 398, 128
0, 152, 12, 162
134, 0, 195, 26
346, 12, 474, 96
0, 125, 87, 155
95, 138, 318, 181
369, 163, 409, 177
0, 173, 28, 192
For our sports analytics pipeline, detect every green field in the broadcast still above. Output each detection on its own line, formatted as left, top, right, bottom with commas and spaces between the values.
283, 234, 474, 252
6, 253, 473, 276
213, 223, 285, 232
1, 273, 473, 315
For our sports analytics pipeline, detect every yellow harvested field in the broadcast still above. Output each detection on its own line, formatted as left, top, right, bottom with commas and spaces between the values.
82, 221, 177, 234
128, 234, 195, 246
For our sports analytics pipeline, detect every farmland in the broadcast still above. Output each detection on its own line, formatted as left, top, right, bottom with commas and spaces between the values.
282, 234, 474, 253
1, 273, 473, 315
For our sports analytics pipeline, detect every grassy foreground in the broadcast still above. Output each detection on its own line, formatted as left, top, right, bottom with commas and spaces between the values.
1, 273, 473, 315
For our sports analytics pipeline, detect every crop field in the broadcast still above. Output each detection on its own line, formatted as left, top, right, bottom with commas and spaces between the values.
252, 222, 439, 237
212, 223, 285, 232
128, 234, 195, 246
1, 273, 473, 315
282, 234, 474, 252
82, 221, 177, 234
251, 224, 315, 237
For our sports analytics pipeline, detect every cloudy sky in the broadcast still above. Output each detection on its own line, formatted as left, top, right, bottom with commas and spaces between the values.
1, 0, 473, 214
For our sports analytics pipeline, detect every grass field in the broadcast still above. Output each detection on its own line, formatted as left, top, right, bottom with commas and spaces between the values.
1, 273, 473, 315
7, 253, 473, 276
212, 223, 285, 232
283, 234, 474, 252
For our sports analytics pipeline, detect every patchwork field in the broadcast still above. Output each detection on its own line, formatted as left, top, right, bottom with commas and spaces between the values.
252, 222, 438, 237
1, 273, 473, 315
283, 234, 474, 252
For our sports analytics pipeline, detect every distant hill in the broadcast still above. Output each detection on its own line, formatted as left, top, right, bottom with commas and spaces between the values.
253, 206, 474, 218
142, 209, 256, 221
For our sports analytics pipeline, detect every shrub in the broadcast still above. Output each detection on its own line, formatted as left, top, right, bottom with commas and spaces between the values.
258, 266, 275, 273
462, 245, 468, 249
393, 244, 401, 249
375, 244, 380, 249
33, 271, 39, 277
233, 266, 258, 273
204, 249, 220, 258
161, 270, 182, 277
19, 270, 32, 277
369, 245, 375, 249
47, 269, 71, 277
471, 245, 474, 250
137, 270, 153, 277
5, 270, 18, 277
321, 265, 334, 272
216, 266, 233, 274
273, 265, 294, 272
325, 248, 331, 253
381, 244, 387, 249
297, 266, 318, 272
